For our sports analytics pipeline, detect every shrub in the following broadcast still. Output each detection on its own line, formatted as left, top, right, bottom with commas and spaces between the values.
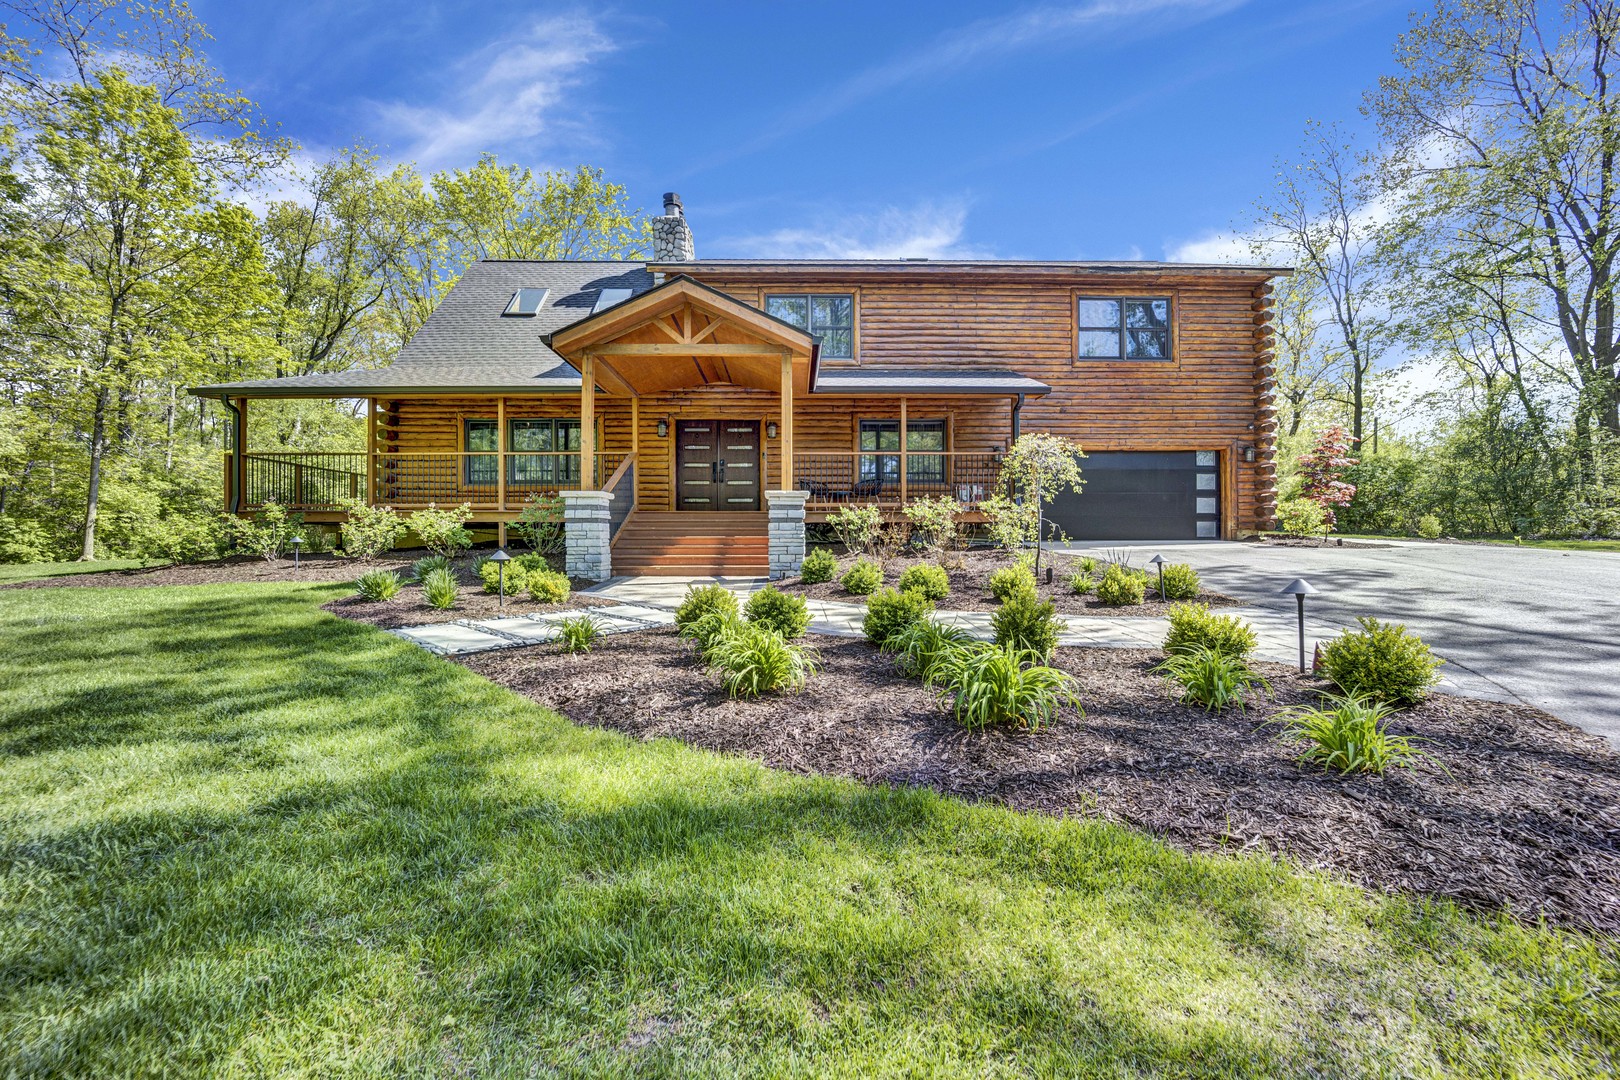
826, 504, 885, 554
1158, 563, 1200, 600
705, 622, 818, 697
903, 495, 962, 553
1318, 617, 1443, 705
979, 494, 1037, 551
742, 585, 811, 638
338, 500, 406, 560
227, 501, 302, 561
409, 503, 475, 558
355, 568, 402, 602
408, 554, 451, 582
863, 586, 936, 647
898, 562, 950, 602
526, 568, 571, 604
1417, 514, 1444, 539
1155, 646, 1269, 711
422, 567, 458, 610
1273, 694, 1430, 775
886, 620, 971, 682
152, 515, 223, 566
679, 609, 744, 661
1078, 556, 1098, 575
1068, 569, 1096, 595
1095, 564, 1145, 606
0, 514, 55, 563
511, 494, 565, 556
991, 589, 1062, 662
800, 546, 838, 584
1163, 603, 1256, 660
478, 560, 528, 596
675, 583, 740, 632
1276, 496, 1327, 536
933, 644, 1082, 730
556, 615, 600, 654
988, 563, 1037, 603
840, 558, 883, 596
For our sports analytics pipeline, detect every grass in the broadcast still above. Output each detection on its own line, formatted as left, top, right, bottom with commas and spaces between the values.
0, 558, 160, 585
1330, 533, 1620, 553
1, 584, 1617, 1077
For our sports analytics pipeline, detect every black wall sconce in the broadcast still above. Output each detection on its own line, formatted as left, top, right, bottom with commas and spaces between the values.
766, 421, 779, 439
656, 419, 669, 438
1242, 444, 1258, 463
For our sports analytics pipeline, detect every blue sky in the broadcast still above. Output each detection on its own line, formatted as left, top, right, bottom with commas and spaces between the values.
193, 0, 1412, 262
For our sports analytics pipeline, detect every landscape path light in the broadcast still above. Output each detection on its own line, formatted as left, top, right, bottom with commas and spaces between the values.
289, 535, 303, 569
1148, 553, 1166, 600
1278, 577, 1317, 673
490, 548, 512, 611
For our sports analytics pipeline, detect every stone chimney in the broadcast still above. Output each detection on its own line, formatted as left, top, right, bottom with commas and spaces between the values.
652, 192, 695, 262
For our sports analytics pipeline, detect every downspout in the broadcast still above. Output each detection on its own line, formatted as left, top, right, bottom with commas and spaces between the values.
222, 395, 244, 515
1011, 393, 1024, 444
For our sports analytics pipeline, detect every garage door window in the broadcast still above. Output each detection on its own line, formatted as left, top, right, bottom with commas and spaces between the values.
1076, 297, 1172, 360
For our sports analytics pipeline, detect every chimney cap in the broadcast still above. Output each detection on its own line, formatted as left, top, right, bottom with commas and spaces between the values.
662, 192, 683, 215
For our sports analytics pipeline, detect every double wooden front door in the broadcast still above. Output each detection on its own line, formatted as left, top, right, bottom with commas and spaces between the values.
675, 419, 761, 511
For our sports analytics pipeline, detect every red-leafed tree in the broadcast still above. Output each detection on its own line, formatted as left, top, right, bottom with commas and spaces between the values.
1298, 426, 1358, 530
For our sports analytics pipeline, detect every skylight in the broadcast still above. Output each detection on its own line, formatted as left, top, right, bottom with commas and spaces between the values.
503, 288, 548, 316
592, 288, 633, 313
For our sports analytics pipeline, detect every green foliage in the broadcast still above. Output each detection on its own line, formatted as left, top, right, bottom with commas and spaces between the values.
153, 514, 223, 566
225, 502, 304, 561
408, 554, 451, 582
902, 495, 962, 553
1067, 569, 1096, 595
556, 615, 600, 654
1095, 564, 1146, 606
990, 589, 1062, 662
339, 500, 406, 561
979, 494, 1037, 551
511, 494, 565, 556
1417, 514, 1443, 539
799, 546, 838, 584
1273, 694, 1430, 775
744, 585, 811, 638
826, 504, 885, 554
675, 583, 740, 632
704, 622, 818, 698
1277, 497, 1328, 536
988, 563, 1037, 603
422, 567, 458, 610
1158, 563, 1201, 600
478, 559, 527, 596
997, 433, 1086, 507
898, 562, 951, 602
840, 558, 883, 596
933, 643, 1083, 731
408, 503, 474, 557
679, 609, 744, 661
0, 515, 53, 563
525, 568, 571, 604
355, 569, 402, 602
1155, 647, 1269, 712
863, 586, 936, 647
1319, 617, 1443, 705
885, 619, 972, 682
1163, 603, 1257, 660
1078, 556, 1098, 575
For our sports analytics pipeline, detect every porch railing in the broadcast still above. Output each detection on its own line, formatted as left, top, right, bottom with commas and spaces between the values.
604, 452, 636, 540
792, 452, 1002, 510
240, 452, 366, 510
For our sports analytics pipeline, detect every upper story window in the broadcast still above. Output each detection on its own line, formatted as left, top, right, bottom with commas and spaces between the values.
765, 293, 854, 359
503, 288, 548, 316
1076, 297, 1171, 360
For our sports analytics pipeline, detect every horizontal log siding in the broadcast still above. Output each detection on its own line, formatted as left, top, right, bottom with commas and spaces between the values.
693, 272, 1274, 534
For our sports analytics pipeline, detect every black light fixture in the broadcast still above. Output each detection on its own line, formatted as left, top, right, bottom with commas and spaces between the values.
656, 419, 669, 438
289, 535, 304, 569
766, 421, 779, 440
1243, 444, 1258, 464
1278, 577, 1317, 673
490, 548, 512, 610
1148, 553, 1166, 599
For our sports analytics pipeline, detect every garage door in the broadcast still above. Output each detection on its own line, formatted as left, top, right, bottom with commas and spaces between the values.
1044, 451, 1219, 540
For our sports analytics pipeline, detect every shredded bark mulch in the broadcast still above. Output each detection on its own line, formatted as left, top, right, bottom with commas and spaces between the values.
777, 550, 1243, 617
327, 582, 615, 629
461, 630, 1620, 936
4, 552, 421, 588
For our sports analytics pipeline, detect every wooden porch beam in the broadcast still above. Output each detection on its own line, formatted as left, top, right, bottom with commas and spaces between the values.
365, 398, 376, 506
899, 397, 908, 505
586, 359, 638, 398
592, 343, 794, 357
496, 395, 506, 512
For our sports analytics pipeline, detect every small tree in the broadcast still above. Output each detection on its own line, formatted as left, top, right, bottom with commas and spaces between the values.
996, 434, 1086, 578
1298, 426, 1358, 532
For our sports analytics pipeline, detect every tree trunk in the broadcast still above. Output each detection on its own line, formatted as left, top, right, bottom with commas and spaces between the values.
81, 388, 110, 561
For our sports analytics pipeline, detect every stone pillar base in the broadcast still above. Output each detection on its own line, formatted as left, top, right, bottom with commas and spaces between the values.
766, 490, 809, 579
561, 490, 613, 581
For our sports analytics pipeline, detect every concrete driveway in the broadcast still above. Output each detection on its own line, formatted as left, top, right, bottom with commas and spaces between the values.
1059, 539, 1620, 744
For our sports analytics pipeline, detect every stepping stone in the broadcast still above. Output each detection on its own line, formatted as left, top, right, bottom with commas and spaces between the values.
469, 617, 562, 645
392, 623, 513, 655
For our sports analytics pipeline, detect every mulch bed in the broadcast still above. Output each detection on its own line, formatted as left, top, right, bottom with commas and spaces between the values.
3, 552, 421, 588
327, 580, 615, 630
461, 630, 1620, 936
777, 549, 1244, 617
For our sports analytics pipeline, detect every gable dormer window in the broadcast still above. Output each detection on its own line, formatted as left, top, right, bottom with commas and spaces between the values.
764, 293, 854, 359
1076, 297, 1172, 360
503, 288, 548, 316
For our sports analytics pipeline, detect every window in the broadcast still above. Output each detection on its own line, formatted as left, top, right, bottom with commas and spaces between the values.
858, 419, 946, 489
592, 287, 633, 313
765, 293, 854, 359
463, 417, 581, 487
1076, 297, 1171, 360
464, 419, 499, 486
503, 288, 548, 316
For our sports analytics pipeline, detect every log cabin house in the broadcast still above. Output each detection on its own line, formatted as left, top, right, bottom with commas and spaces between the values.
191, 193, 1287, 579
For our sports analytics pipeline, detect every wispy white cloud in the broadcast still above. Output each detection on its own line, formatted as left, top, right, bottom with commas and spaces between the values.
1165, 229, 1255, 264
720, 199, 992, 259
368, 14, 614, 170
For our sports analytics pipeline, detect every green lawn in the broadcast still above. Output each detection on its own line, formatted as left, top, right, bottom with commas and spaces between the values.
1334, 533, 1620, 553
1, 584, 1616, 1077
0, 558, 161, 585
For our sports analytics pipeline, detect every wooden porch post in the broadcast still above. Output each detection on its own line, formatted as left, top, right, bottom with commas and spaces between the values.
496, 395, 507, 511
365, 398, 377, 504
580, 353, 596, 488
899, 396, 908, 504
231, 396, 248, 513
630, 394, 640, 461
779, 351, 794, 490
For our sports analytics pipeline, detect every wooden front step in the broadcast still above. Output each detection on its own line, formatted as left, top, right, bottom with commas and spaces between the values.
612, 511, 770, 577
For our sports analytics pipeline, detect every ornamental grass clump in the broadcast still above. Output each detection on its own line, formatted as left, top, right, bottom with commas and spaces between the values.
988, 563, 1037, 603
840, 558, 883, 596
1318, 617, 1443, 705
675, 583, 739, 633
556, 615, 600, 654
898, 562, 950, 602
1158, 563, 1201, 600
799, 546, 838, 584
744, 585, 811, 638
525, 568, 571, 604
354, 569, 402, 602
1163, 603, 1257, 660
990, 589, 1062, 662
1068, 569, 1096, 595
421, 567, 458, 610
408, 554, 451, 582
886, 619, 971, 682
1155, 646, 1269, 712
863, 586, 936, 647
1273, 693, 1431, 775
705, 622, 817, 698
679, 610, 744, 662
933, 643, 1082, 731
1095, 563, 1146, 606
